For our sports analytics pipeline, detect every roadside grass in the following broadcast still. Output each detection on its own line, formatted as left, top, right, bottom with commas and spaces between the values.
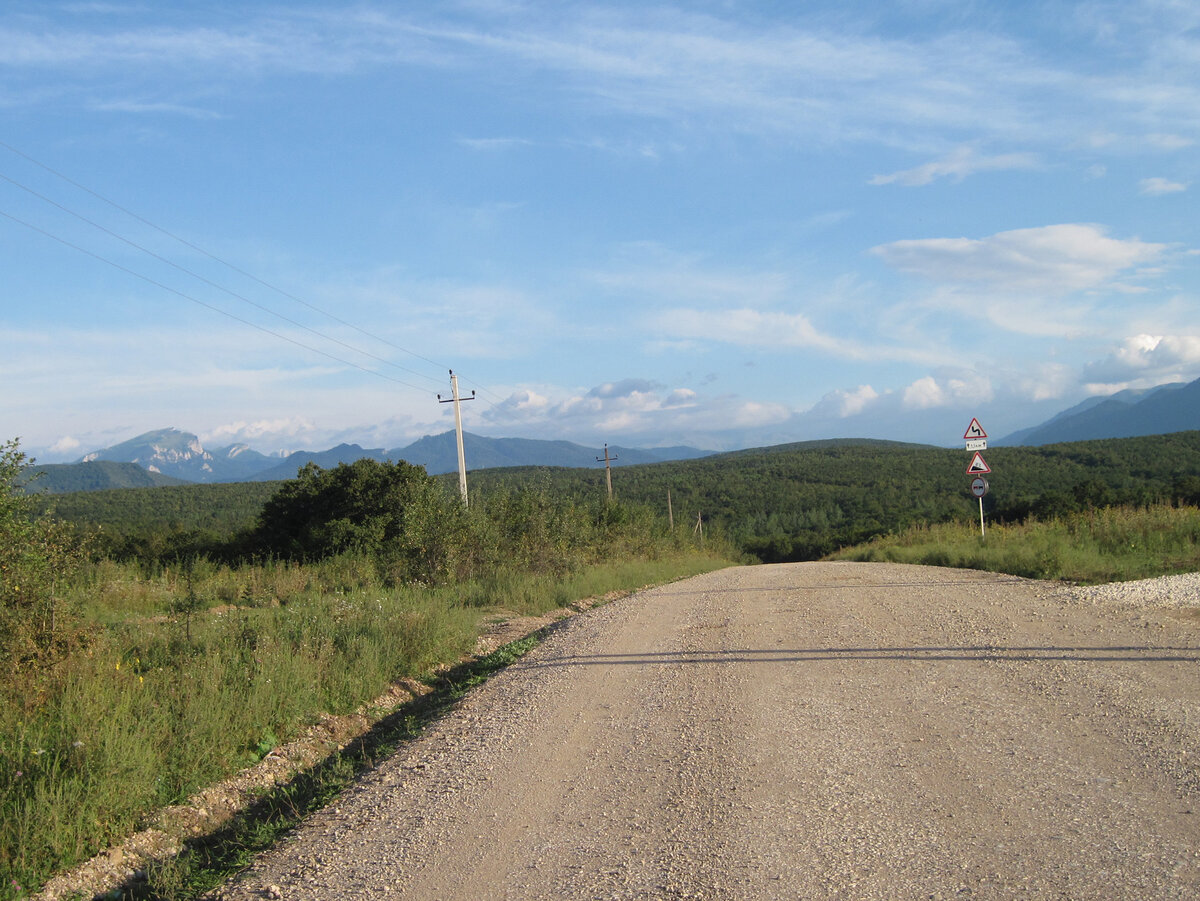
831, 504, 1200, 584
137, 632, 544, 901
0, 550, 732, 901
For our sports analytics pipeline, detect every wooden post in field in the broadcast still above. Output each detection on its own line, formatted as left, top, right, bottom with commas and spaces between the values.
667, 489, 674, 530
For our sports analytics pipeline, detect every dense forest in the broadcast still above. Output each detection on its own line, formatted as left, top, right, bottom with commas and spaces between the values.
464, 433, 1200, 560
33, 432, 1200, 564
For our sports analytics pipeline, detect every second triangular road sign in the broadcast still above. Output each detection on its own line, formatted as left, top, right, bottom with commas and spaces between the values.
966, 451, 991, 475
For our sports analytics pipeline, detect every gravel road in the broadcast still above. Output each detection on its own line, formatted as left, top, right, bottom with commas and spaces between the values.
211, 561, 1200, 900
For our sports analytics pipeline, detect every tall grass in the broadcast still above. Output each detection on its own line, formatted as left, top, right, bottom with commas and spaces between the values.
0, 545, 733, 899
832, 504, 1200, 583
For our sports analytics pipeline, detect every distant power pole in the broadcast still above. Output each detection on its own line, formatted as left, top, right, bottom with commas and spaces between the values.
437, 370, 475, 506
596, 443, 618, 500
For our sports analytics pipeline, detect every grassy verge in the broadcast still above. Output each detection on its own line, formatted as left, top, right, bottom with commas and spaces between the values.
136, 632, 545, 901
1, 550, 732, 901
830, 504, 1200, 583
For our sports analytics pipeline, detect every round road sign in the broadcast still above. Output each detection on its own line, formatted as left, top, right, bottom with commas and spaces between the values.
970, 477, 989, 498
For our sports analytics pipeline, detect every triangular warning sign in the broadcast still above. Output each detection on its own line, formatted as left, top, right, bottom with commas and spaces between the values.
963, 418, 987, 440
966, 451, 991, 475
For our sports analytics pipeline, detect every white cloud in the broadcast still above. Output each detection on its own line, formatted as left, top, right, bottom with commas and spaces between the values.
1082, 334, 1200, 386
871, 224, 1166, 293
656, 308, 854, 354
871, 145, 1039, 187
1139, 177, 1188, 195
480, 379, 791, 446
457, 137, 534, 151
1144, 133, 1195, 151
49, 435, 81, 455
902, 376, 946, 410
808, 384, 880, 418
902, 372, 994, 411
201, 417, 318, 446
663, 388, 696, 408
89, 99, 224, 118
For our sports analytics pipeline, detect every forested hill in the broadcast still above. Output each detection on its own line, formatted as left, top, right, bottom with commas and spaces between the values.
462, 432, 1200, 560
39, 432, 1200, 563
42, 480, 281, 541
23, 460, 189, 493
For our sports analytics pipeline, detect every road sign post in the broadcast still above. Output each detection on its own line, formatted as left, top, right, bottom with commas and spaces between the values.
970, 476, 989, 538
964, 420, 991, 539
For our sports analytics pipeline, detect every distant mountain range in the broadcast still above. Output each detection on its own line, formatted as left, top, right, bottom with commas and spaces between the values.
23, 428, 713, 492
998, 376, 1200, 446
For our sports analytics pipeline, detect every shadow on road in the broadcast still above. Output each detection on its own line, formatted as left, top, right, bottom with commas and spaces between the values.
530, 645, 1200, 667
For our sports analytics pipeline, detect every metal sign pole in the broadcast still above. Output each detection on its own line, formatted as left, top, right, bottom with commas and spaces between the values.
964, 418, 991, 541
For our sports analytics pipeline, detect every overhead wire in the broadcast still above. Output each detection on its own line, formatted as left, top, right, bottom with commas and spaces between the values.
0, 206, 433, 393
0, 170, 443, 387
0, 138, 508, 405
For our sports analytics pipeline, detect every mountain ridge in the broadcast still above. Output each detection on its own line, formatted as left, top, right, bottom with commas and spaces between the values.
999, 377, 1200, 445
58, 428, 714, 487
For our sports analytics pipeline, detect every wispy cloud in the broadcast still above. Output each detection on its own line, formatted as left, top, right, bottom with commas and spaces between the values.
652, 308, 860, 356
871, 224, 1166, 293
1139, 176, 1188, 195
89, 98, 225, 118
457, 137, 534, 151
871, 145, 1039, 186
5, 5, 1199, 152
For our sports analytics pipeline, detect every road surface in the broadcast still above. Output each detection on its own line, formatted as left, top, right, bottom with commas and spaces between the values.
212, 562, 1200, 899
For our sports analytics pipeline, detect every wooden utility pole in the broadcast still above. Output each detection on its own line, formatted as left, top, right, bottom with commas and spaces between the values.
437, 370, 474, 507
596, 443, 617, 500
667, 488, 674, 530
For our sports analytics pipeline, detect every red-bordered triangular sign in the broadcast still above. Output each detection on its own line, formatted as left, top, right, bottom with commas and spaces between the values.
964, 418, 987, 440
966, 452, 991, 475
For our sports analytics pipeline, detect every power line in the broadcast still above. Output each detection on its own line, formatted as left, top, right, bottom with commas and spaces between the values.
0, 138, 450, 374
0, 206, 434, 392
0, 170, 449, 386
0, 138, 507, 405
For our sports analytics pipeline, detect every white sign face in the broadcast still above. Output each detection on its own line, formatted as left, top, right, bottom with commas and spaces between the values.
966, 451, 991, 475
965, 438, 987, 451
963, 418, 988, 440
971, 477, 989, 498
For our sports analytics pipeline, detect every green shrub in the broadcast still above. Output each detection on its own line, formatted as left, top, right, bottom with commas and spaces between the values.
0, 440, 89, 680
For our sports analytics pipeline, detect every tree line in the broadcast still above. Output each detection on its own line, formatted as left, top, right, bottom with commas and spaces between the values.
28, 431, 1200, 567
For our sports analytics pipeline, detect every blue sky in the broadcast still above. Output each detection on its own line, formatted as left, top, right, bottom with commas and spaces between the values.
3, 1, 1198, 461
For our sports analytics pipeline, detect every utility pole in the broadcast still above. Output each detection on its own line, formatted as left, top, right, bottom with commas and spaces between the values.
667, 488, 674, 530
596, 443, 618, 500
437, 370, 474, 507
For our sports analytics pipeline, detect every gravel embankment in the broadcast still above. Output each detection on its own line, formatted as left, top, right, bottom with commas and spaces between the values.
1072, 572, 1200, 609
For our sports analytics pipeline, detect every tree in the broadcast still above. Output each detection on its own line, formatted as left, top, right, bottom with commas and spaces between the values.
250, 459, 461, 583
